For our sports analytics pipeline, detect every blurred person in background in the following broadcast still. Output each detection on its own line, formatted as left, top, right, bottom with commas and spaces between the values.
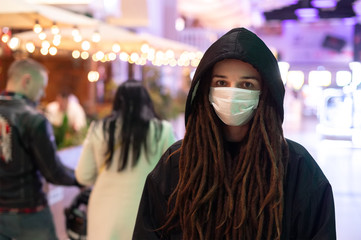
75, 79, 176, 240
133, 28, 336, 240
45, 90, 87, 148
0, 58, 82, 240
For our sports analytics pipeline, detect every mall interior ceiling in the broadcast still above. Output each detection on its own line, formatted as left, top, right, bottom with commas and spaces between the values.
176, 0, 360, 32
263, 0, 357, 21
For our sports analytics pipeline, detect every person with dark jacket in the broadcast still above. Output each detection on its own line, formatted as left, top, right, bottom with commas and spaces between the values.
0, 58, 81, 240
133, 28, 336, 240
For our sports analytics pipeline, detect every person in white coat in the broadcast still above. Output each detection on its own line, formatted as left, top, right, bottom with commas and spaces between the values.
75, 79, 176, 240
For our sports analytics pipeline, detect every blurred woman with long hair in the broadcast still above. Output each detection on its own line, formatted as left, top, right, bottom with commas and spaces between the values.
76, 79, 176, 240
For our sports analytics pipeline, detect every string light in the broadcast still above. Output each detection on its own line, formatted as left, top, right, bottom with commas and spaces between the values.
165, 49, 175, 59
88, 71, 99, 82
38, 32, 47, 40
1, 33, 10, 43
49, 46, 57, 56
25, 42, 35, 53
8, 37, 20, 50
130, 52, 139, 62
119, 52, 129, 62
81, 41, 91, 51
51, 22, 60, 35
112, 43, 121, 53
40, 47, 48, 55
81, 51, 89, 59
72, 26, 80, 37
72, 50, 81, 59
141, 43, 150, 53
33, 20, 42, 34
2, 24, 203, 67
91, 30, 101, 43
108, 52, 117, 61
73, 34, 82, 43
41, 40, 50, 49
53, 35, 61, 46
1, 27, 10, 43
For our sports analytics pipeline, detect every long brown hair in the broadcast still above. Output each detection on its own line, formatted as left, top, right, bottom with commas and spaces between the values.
162, 71, 289, 239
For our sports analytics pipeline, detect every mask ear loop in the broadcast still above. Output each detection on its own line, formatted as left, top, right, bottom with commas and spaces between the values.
190, 80, 200, 104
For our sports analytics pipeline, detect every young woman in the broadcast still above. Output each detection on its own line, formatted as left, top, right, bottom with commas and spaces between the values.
133, 28, 336, 240
75, 79, 176, 240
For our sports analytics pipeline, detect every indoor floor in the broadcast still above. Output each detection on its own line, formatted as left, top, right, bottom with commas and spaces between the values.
285, 116, 361, 240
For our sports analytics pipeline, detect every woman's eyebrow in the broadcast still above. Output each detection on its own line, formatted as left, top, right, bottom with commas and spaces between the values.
212, 74, 260, 81
212, 74, 226, 78
242, 76, 261, 81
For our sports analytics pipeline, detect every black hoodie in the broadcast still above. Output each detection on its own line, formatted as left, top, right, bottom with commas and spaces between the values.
133, 28, 336, 240
185, 27, 285, 124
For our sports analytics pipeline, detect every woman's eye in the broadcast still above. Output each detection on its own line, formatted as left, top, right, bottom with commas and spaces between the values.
237, 80, 260, 90
243, 82, 254, 88
215, 80, 227, 87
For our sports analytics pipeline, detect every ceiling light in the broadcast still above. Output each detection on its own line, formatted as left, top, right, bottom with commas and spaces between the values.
295, 8, 319, 21
311, 0, 337, 9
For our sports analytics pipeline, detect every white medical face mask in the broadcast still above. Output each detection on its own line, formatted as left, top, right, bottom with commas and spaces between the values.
209, 87, 261, 126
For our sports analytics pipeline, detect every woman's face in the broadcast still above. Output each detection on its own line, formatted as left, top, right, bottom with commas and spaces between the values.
211, 59, 261, 90
211, 59, 262, 142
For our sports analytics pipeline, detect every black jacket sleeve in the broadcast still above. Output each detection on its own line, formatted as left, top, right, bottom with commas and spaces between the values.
133, 141, 182, 240
283, 140, 336, 240
133, 172, 168, 239
29, 117, 78, 186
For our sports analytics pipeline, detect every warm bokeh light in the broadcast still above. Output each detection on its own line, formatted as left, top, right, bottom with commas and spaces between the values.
33, 22, 42, 34
73, 34, 82, 43
49, 46, 57, 55
165, 49, 175, 59
26, 42, 35, 53
147, 48, 155, 61
51, 23, 60, 35
1, 34, 10, 43
130, 52, 140, 63
112, 43, 121, 53
72, 27, 80, 37
170, 59, 177, 67
95, 51, 105, 61
108, 52, 117, 61
81, 51, 89, 59
41, 40, 50, 49
155, 51, 164, 61
141, 43, 150, 53
81, 41, 91, 51
38, 32, 47, 40
88, 71, 99, 82
40, 47, 49, 55
92, 31, 101, 42
72, 50, 81, 59
119, 52, 129, 62
53, 34, 61, 46
8, 37, 20, 50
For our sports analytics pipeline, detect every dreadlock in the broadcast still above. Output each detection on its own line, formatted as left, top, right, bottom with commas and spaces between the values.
161, 73, 289, 239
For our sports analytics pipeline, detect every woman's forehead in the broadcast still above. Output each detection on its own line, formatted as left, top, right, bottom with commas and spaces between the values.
212, 59, 261, 78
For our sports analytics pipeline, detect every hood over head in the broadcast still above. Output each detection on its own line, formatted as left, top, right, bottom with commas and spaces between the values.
184, 27, 285, 125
